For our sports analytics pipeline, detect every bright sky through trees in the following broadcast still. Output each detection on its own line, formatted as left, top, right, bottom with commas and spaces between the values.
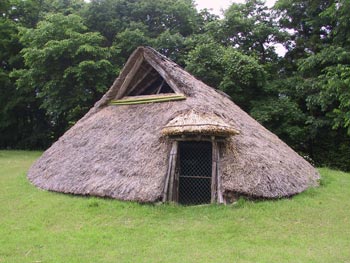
194, 0, 285, 55
195, 0, 276, 16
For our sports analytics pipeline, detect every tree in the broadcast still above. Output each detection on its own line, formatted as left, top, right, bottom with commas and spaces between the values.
84, 0, 199, 45
12, 13, 114, 138
275, 0, 333, 59
84, 0, 131, 45
297, 1, 350, 134
0, 0, 53, 149
221, 0, 285, 64
186, 41, 266, 111
185, 41, 226, 88
130, 0, 198, 37
152, 30, 186, 64
267, 0, 350, 170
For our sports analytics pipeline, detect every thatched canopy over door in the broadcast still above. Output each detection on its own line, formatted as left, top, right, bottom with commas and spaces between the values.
161, 110, 239, 137
162, 111, 239, 204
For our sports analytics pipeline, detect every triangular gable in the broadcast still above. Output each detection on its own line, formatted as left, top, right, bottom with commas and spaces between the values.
116, 57, 176, 98
114, 47, 182, 99
95, 47, 188, 109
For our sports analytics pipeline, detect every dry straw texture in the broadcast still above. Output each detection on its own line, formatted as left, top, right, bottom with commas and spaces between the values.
28, 47, 320, 202
162, 110, 239, 136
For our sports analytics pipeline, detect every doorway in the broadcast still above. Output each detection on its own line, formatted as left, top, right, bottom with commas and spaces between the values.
177, 141, 212, 205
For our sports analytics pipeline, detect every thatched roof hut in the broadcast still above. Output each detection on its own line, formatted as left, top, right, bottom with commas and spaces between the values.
28, 46, 319, 204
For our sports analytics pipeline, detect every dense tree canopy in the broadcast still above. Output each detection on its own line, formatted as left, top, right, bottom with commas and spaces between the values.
12, 13, 114, 137
0, 0, 349, 170
186, 41, 266, 111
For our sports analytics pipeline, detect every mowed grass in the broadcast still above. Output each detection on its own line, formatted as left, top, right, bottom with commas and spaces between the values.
0, 151, 350, 263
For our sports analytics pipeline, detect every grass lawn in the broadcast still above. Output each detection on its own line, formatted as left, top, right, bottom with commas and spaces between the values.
0, 150, 349, 263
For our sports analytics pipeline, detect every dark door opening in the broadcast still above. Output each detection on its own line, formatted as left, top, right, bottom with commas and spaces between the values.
178, 141, 212, 205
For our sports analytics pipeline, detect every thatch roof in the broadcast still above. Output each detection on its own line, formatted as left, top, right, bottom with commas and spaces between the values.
27, 46, 320, 202
162, 110, 239, 136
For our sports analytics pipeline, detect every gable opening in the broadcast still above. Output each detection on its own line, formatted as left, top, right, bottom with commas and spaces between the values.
110, 55, 186, 105
126, 60, 175, 96
130, 74, 174, 96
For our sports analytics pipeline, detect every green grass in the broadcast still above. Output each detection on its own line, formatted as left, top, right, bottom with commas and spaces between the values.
0, 150, 350, 263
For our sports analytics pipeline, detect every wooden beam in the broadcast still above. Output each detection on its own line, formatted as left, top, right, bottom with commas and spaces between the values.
144, 53, 181, 94
166, 141, 178, 202
95, 47, 144, 107
140, 78, 162, 95
217, 144, 224, 204
132, 75, 159, 96
211, 141, 218, 203
156, 80, 165, 94
168, 136, 226, 143
173, 153, 180, 203
110, 94, 186, 106
116, 55, 144, 99
162, 142, 176, 202
121, 93, 184, 101
128, 66, 153, 95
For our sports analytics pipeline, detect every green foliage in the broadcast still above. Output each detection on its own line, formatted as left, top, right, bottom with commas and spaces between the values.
152, 30, 186, 64
251, 96, 307, 147
113, 27, 151, 65
12, 13, 114, 136
220, 47, 266, 110
0, 7, 51, 149
84, 0, 132, 44
269, 0, 350, 170
130, 0, 198, 37
222, 0, 285, 64
311, 129, 350, 171
299, 46, 350, 135
85, 0, 199, 44
185, 41, 226, 88
186, 41, 265, 111
275, 0, 333, 56
3, 0, 85, 28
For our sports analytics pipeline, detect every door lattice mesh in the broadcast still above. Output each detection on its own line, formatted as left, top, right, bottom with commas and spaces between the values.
178, 141, 212, 205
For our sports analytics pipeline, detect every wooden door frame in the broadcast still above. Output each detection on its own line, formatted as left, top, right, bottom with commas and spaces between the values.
163, 136, 224, 204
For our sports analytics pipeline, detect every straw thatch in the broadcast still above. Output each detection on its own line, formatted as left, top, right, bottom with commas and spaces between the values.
162, 110, 239, 136
27, 46, 320, 202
